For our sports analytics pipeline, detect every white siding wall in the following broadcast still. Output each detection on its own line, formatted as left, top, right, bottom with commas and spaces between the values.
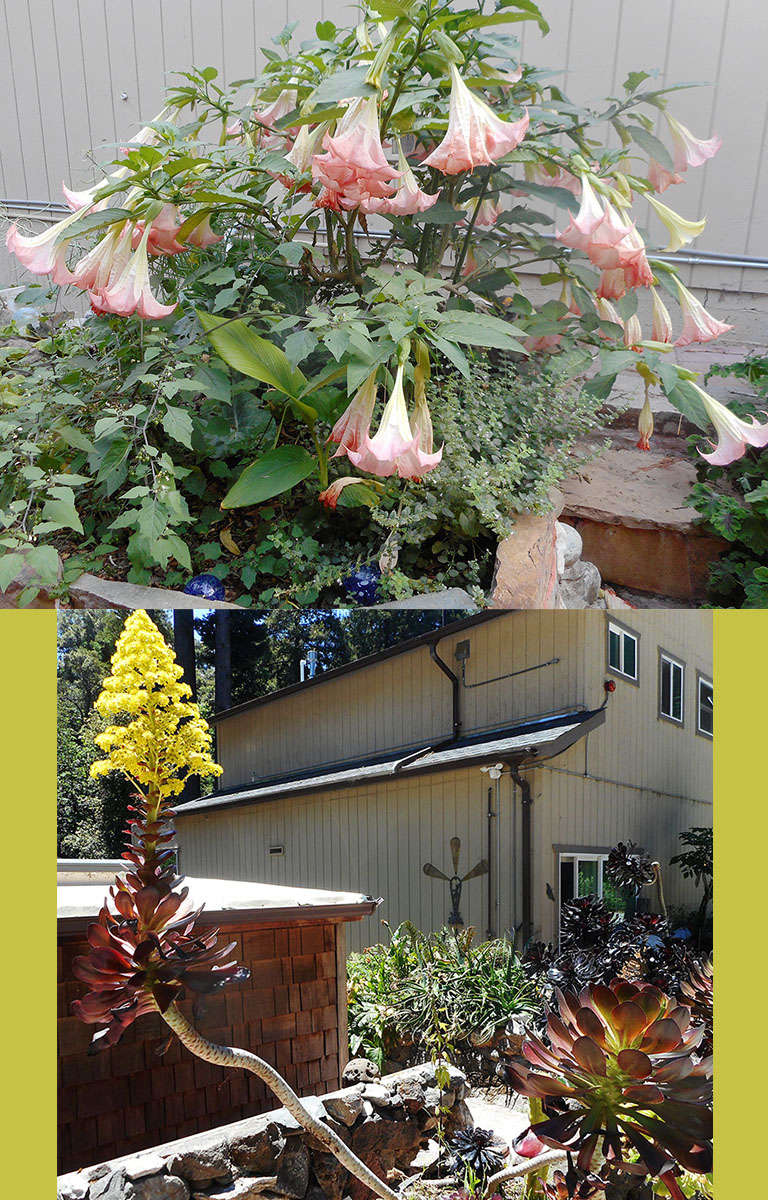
2, 0, 766, 293
177, 610, 713, 950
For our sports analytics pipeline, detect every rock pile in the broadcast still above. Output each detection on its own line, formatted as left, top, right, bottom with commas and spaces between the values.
57, 1063, 471, 1200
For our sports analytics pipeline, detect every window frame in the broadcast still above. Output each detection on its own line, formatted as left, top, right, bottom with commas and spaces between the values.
696, 671, 714, 739
556, 845, 616, 944
606, 618, 640, 686
658, 646, 685, 727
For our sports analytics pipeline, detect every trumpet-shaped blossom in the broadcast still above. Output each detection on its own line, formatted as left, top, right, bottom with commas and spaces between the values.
253, 89, 298, 147
647, 195, 706, 252
651, 287, 674, 343
423, 64, 529, 174
5, 205, 89, 283
558, 194, 653, 291
132, 204, 186, 256
674, 279, 732, 347
312, 97, 398, 212
623, 313, 643, 348
596, 267, 628, 300
71, 224, 133, 296
347, 364, 442, 479
185, 213, 223, 248
365, 147, 440, 215
665, 113, 721, 173
637, 394, 654, 450
329, 372, 379, 457
318, 477, 363, 510
647, 157, 684, 194
694, 383, 768, 465
96, 226, 177, 319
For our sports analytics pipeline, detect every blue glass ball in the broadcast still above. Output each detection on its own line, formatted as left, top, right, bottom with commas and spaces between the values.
343, 564, 382, 605
183, 573, 226, 601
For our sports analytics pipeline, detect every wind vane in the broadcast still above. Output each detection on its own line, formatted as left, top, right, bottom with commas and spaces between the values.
423, 837, 489, 927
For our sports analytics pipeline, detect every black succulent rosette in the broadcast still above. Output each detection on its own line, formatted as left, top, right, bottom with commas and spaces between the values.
451, 1126, 508, 1182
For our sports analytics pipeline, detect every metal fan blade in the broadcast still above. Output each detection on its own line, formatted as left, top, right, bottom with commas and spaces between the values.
450, 836, 461, 873
462, 859, 490, 881
423, 863, 450, 881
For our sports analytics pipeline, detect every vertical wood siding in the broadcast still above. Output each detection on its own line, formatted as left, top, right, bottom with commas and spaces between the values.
178, 611, 712, 951
2, 1, 766, 291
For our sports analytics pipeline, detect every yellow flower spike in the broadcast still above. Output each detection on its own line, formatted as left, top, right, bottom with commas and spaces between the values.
647, 194, 706, 252
90, 610, 222, 801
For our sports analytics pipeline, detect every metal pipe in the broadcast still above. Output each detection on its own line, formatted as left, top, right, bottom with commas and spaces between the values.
486, 785, 495, 939
429, 643, 461, 741
510, 767, 533, 945
461, 656, 560, 690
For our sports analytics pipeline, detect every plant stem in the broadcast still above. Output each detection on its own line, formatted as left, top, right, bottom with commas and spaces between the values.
653, 862, 668, 921
483, 1150, 566, 1197
158, 1000, 399, 1200
452, 168, 490, 283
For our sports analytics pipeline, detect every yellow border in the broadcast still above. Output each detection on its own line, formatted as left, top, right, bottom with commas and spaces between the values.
0, 611, 57, 1192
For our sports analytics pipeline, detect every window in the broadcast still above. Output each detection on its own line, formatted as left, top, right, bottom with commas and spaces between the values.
659, 651, 684, 724
697, 675, 713, 737
607, 621, 638, 681
558, 852, 626, 939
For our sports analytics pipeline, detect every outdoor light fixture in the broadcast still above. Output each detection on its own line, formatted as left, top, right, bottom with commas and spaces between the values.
454, 639, 471, 662
299, 649, 319, 682
604, 679, 617, 693
481, 762, 505, 780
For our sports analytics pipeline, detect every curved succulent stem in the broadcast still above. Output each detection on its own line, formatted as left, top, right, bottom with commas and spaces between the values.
483, 1150, 567, 1198
652, 861, 668, 920
158, 1001, 399, 1200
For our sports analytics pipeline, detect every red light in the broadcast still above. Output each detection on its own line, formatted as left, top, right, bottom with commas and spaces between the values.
604, 679, 616, 693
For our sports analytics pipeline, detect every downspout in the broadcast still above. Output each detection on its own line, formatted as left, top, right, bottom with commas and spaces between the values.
429, 643, 461, 741
510, 765, 533, 945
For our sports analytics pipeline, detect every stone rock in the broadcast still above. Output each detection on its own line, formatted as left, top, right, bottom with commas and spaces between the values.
361, 1084, 400, 1108
559, 559, 601, 608
374, 588, 478, 611
491, 491, 564, 609
90, 1170, 129, 1200
423, 1086, 455, 1110
271, 1097, 328, 1134
58, 1180, 88, 1200
321, 1089, 364, 1127
69, 573, 239, 610
310, 1150, 349, 1200
0, 545, 62, 608
274, 1138, 310, 1200
166, 1147, 232, 1185
444, 1099, 474, 1135
408, 1140, 441, 1174
341, 1060, 380, 1088
123, 1157, 167, 1182
198, 1181, 279, 1200
229, 1122, 287, 1174
555, 521, 583, 572
351, 1114, 424, 1174
133, 1176, 190, 1200
603, 586, 634, 610
395, 1077, 425, 1113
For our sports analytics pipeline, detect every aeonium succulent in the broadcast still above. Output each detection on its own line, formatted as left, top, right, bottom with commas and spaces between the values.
71, 610, 245, 1051
500, 980, 712, 1200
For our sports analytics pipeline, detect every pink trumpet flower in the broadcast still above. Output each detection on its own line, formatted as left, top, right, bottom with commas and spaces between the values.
647, 157, 684, 194
597, 268, 627, 300
348, 363, 441, 480
312, 97, 399, 211
253, 89, 298, 147
651, 287, 674, 343
131, 205, 186, 256
423, 63, 529, 174
637, 395, 654, 450
395, 370, 443, 479
4, 205, 92, 284
185, 213, 223, 249
694, 383, 768, 465
665, 113, 722, 172
95, 226, 177, 319
318, 477, 363, 510
329, 372, 379, 458
364, 147, 440, 216
623, 313, 643, 348
674, 279, 733, 347
71, 223, 133, 294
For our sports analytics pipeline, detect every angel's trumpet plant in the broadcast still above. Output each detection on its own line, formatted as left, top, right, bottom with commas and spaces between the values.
71, 610, 399, 1200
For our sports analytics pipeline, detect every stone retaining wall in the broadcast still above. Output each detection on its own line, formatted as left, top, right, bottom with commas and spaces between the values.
57, 1063, 471, 1200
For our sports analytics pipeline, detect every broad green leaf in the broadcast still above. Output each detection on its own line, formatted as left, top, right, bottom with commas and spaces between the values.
414, 200, 466, 225
0, 553, 24, 592
502, 178, 581, 213
626, 124, 674, 173
274, 104, 347, 131
461, 8, 548, 34
663, 379, 709, 431
430, 334, 471, 379
278, 242, 306, 266
41, 491, 83, 534
582, 373, 618, 400
198, 311, 307, 398
162, 406, 195, 448
310, 67, 376, 105
221, 445, 316, 508
624, 70, 653, 93
24, 544, 62, 586
284, 329, 319, 368
436, 310, 528, 353
59, 207, 134, 238
336, 483, 378, 509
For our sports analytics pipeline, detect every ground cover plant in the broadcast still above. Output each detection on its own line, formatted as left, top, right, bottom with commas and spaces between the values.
2, 0, 758, 604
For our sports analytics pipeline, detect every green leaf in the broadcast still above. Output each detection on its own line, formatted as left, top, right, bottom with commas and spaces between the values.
582, 373, 618, 400
277, 241, 306, 266
624, 70, 653, 93
197, 311, 307, 399
430, 334, 471, 379
161, 406, 195, 448
663, 379, 709, 431
59, 207, 134, 238
284, 329, 319, 368
221, 446, 316, 508
25, 544, 63, 586
462, 2, 548, 33
41, 490, 83, 533
0, 553, 24, 593
413, 200, 466, 225
310, 67, 376, 105
502, 178, 581, 213
335, 483, 378, 509
626, 124, 674, 172
436, 310, 528, 353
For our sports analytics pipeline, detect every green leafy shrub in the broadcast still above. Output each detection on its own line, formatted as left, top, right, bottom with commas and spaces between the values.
347, 922, 539, 1069
685, 354, 768, 607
